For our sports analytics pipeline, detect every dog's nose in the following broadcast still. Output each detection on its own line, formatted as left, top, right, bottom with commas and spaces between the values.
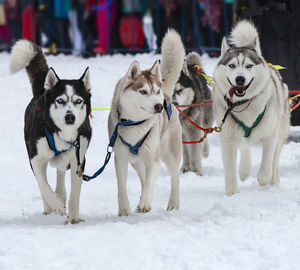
65, 113, 75, 124
235, 76, 245, 85
154, 103, 163, 113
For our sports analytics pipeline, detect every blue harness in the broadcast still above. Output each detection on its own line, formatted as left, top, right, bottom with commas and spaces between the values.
82, 102, 172, 182
45, 127, 80, 167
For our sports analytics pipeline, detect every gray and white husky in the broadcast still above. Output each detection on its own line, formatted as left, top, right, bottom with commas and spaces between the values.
10, 40, 92, 223
172, 52, 214, 176
213, 20, 290, 196
108, 30, 185, 216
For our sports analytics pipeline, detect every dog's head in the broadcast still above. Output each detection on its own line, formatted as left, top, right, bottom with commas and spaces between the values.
172, 63, 194, 110
118, 60, 164, 121
215, 38, 269, 102
44, 67, 91, 130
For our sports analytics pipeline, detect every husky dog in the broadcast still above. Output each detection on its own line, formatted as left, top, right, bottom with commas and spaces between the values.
213, 21, 290, 196
108, 30, 185, 216
10, 40, 92, 223
172, 52, 214, 176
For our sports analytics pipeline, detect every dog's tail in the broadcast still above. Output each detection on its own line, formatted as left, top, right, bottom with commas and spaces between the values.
229, 20, 261, 54
160, 29, 185, 97
10, 40, 49, 96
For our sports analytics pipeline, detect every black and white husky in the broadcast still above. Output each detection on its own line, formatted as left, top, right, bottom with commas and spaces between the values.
213, 21, 290, 196
172, 52, 214, 176
10, 40, 92, 223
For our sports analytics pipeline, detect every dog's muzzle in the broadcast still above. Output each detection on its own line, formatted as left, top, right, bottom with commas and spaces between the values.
65, 113, 75, 125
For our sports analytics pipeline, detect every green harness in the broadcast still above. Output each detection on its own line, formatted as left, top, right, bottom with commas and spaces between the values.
231, 107, 266, 137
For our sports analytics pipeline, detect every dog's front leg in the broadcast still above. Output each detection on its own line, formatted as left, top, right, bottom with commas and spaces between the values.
257, 135, 278, 186
115, 154, 130, 216
220, 135, 239, 196
136, 160, 160, 213
65, 164, 83, 224
76, 136, 89, 175
31, 158, 66, 215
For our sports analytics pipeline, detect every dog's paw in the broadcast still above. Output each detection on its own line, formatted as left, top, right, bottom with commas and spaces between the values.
167, 199, 179, 211
64, 217, 84, 225
118, 208, 131, 217
181, 165, 190, 173
239, 171, 250, 182
48, 193, 66, 216
225, 184, 238, 196
257, 170, 271, 186
136, 203, 151, 213
43, 210, 54, 215
194, 169, 203, 176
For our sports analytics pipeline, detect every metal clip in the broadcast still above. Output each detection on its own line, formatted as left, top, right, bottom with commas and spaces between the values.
107, 146, 113, 153
76, 171, 83, 178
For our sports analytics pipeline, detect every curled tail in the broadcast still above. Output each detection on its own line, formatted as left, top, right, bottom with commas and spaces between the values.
229, 20, 262, 55
10, 40, 49, 96
160, 29, 185, 97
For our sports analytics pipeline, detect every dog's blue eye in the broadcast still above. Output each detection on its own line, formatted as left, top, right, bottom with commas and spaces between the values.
75, 99, 83, 104
246, 64, 253, 69
139, 90, 147, 95
56, 98, 65, 104
228, 64, 236, 69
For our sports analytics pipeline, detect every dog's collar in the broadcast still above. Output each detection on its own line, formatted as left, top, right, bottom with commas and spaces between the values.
224, 95, 250, 109
231, 106, 267, 137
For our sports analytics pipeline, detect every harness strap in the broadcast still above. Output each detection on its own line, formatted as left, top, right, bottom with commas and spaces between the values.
82, 119, 145, 182
164, 100, 172, 120
44, 127, 80, 166
82, 102, 172, 182
231, 106, 266, 137
119, 128, 152, 155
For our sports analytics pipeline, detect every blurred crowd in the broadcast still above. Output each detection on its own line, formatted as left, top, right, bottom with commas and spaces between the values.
0, 0, 234, 56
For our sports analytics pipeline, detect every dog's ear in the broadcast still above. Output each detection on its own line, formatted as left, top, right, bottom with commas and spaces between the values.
125, 61, 141, 81
80, 67, 91, 91
44, 68, 60, 90
150, 60, 162, 81
220, 37, 230, 58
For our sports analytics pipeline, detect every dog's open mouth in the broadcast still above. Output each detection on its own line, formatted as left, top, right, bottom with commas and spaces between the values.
227, 78, 254, 99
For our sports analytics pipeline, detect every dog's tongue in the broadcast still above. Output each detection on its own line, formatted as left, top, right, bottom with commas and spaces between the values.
229, 86, 246, 98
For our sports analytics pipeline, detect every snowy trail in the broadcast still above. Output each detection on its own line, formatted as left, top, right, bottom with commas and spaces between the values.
0, 52, 300, 270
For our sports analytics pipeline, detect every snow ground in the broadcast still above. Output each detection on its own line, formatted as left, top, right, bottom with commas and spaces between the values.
0, 52, 300, 270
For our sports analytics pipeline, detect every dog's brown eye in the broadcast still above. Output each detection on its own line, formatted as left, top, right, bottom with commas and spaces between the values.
246, 64, 253, 69
228, 64, 236, 69
139, 90, 147, 95
56, 98, 65, 104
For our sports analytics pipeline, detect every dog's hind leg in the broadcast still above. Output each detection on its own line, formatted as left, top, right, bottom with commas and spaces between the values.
164, 157, 180, 211
239, 146, 251, 182
55, 170, 66, 208
202, 139, 210, 159
190, 141, 204, 176
181, 144, 190, 173
136, 160, 160, 213
257, 135, 278, 186
65, 166, 83, 224
31, 158, 66, 215
115, 155, 131, 216
220, 135, 239, 196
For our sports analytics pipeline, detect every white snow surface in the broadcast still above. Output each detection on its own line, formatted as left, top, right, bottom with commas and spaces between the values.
0, 52, 300, 270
